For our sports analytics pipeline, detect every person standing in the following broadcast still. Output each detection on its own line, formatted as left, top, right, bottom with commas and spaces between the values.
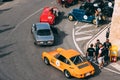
61, 0, 65, 7
95, 8, 102, 27
103, 38, 112, 64
98, 43, 105, 69
95, 9, 99, 27
86, 44, 96, 62
94, 39, 102, 62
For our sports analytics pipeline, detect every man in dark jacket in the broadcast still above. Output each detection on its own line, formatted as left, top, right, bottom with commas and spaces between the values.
103, 38, 112, 64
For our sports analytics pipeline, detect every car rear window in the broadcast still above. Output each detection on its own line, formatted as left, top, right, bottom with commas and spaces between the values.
70, 55, 86, 65
37, 29, 51, 36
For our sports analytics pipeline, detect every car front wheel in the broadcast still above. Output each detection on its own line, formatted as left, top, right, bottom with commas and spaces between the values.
64, 70, 71, 78
44, 57, 50, 65
68, 15, 74, 21
92, 19, 96, 25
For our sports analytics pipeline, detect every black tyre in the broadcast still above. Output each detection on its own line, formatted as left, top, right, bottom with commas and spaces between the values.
68, 15, 74, 21
64, 70, 71, 78
34, 41, 37, 45
44, 57, 50, 65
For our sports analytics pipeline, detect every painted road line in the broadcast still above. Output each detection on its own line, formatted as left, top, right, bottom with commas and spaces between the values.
5, 0, 56, 40
110, 63, 120, 72
76, 36, 92, 42
74, 24, 93, 33
75, 29, 98, 35
74, 21, 78, 26
5, 8, 43, 40
73, 23, 120, 75
74, 24, 92, 30
73, 23, 85, 57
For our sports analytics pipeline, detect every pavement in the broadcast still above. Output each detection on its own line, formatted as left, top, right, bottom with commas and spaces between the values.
85, 23, 120, 73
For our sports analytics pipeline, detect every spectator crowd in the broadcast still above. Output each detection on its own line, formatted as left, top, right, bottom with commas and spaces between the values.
86, 38, 112, 69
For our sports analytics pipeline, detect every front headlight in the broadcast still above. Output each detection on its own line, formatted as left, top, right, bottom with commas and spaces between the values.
108, 2, 112, 7
36, 41, 44, 44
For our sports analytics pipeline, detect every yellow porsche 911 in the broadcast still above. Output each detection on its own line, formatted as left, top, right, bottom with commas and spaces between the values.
42, 48, 95, 78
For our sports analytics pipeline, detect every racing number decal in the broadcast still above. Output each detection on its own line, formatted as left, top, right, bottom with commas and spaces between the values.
56, 60, 60, 66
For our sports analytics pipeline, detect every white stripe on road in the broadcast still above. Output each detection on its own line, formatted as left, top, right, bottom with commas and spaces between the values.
5, 0, 56, 40
5, 8, 43, 40
76, 36, 92, 41
110, 63, 120, 71
74, 23, 93, 30
74, 21, 78, 26
73, 23, 120, 75
75, 29, 97, 35
73, 25, 85, 57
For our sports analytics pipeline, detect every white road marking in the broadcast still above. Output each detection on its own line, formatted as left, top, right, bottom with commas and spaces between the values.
104, 67, 120, 75
75, 29, 97, 35
74, 21, 78, 26
5, 0, 56, 40
5, 8, 43, 40
76, 36, 92, 41
75, 24, 93, 33
73, 24, 85, 57
110, 63, 120, 71
73, 23, 120, 75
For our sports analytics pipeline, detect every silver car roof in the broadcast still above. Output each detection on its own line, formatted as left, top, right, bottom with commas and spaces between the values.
35, 23, 50, 30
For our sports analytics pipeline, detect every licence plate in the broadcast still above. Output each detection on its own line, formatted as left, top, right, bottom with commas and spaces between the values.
85, 73, 90, 77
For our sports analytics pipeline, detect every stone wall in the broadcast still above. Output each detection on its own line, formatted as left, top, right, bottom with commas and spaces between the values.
110, 0, 120, 55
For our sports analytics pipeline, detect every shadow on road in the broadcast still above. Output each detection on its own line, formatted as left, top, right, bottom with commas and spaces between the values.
0, 24, 10, 27
0, 43, 13, 50
0, 0, 13, 2
0, 8, 12, 14
55, 11, 68, 25
53, 27, 68, 46
0, 43, 14, 58
0, 51, 13, 58
34, 27, 68, 47
0, 26, 15, 33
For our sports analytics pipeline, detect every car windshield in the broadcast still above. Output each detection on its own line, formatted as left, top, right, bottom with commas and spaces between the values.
37, 29, 51, 36
70, 55, 86, 65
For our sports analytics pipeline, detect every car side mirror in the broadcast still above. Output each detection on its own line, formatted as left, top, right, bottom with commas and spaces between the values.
33, 24, 35, 27
32, 24, 36, 31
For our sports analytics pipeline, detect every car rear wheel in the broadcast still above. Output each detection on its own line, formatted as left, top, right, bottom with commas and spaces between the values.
68, 15, 74, 21
44, 57, 50, 65
64, 70, 71, 78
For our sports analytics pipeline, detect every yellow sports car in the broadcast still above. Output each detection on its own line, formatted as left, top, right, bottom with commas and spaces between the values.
42, 48, 95, 78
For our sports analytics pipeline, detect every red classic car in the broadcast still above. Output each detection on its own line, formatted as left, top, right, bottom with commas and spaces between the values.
57, 0, 79, 7
40, 7, 59, 25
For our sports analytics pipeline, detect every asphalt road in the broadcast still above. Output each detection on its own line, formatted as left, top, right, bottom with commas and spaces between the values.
0, 0, 119, 80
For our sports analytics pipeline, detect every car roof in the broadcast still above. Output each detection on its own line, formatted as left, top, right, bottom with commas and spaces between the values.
35, 23, 50, 30
60, 49, 80, 58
